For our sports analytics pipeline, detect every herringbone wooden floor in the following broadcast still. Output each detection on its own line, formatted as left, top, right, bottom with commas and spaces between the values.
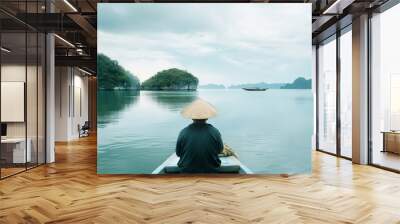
1, 135, 400, 224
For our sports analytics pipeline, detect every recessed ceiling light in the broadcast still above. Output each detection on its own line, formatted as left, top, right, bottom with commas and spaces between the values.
54, 34, 75, 48
1, 47, 11, 53
78, 67, 92, 76
63, 0, 78, 12
322, 0, 353, 15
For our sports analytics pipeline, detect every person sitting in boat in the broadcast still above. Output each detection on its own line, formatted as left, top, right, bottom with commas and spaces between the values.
176, 99, 224, 173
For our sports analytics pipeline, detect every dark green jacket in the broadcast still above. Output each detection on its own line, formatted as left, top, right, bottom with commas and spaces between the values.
176, 123, 223, 173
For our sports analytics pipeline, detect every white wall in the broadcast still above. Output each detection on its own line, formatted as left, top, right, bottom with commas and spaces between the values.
55, 67, 89, 141
71, 73, 89, 138
55, 66, 69, 141
1, 82, 25, 122
1, 63, 46, 164
1, 65, 40, 138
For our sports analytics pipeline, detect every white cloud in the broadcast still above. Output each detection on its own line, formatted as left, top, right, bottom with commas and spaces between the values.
98, 4, 311, 84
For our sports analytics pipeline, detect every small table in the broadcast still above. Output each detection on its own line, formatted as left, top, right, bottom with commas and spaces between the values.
1, 138, 31, 164
381, 131, 400, 154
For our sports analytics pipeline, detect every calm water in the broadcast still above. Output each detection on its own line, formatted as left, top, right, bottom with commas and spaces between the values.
98, 89, 313, 174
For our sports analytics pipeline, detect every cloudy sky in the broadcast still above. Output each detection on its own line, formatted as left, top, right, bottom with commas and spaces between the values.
98, 4, 311, 85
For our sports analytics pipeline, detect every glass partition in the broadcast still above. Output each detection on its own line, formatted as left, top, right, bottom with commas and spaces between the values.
38, 33, 45, 165
1, 31, 28, 177
317, 36, 337, 154
371, 4, 400, 171
339, 29, 352, 158
0, 3, 46, 179
27, 30, 38, 169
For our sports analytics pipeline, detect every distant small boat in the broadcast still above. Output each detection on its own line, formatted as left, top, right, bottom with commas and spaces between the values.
242, 87, 268, 91
152, 153, 253, 174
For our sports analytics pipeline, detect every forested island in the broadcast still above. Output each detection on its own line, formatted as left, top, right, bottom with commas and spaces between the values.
97, 53, 309, 91
141, 68, 199, 91
280, 77, 311, 89
98, 54, 140, 90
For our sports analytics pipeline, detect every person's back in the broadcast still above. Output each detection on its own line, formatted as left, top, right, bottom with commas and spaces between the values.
176, 121, 223, 173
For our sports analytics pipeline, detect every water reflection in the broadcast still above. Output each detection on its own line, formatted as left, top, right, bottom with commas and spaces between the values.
98, 89, 313, 174
98, 90, 140, 126
145, 91, 198, 111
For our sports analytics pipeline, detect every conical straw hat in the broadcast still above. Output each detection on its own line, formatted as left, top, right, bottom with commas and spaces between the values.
181, 99, 217, 119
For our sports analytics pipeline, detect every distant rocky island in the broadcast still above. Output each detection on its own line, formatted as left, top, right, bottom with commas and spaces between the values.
141, 68, 199, 91
199, 84, 226, 89
280, 77, 311, 89
98, 54, 140, 90
201, 77, 311, 90
229, 82, 286, 89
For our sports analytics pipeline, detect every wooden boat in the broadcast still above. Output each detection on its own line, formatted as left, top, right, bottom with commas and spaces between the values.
242, 87, 267, 91
152, 153, 253, 174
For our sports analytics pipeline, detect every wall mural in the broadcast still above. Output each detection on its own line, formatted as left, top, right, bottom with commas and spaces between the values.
97, 3, 313, 174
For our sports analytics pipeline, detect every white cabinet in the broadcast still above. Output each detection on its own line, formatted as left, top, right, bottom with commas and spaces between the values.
1, 138, 32, 163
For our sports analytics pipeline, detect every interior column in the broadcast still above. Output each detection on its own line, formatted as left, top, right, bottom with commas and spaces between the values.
45, 0, 55, 163
352, 14, 369, 164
